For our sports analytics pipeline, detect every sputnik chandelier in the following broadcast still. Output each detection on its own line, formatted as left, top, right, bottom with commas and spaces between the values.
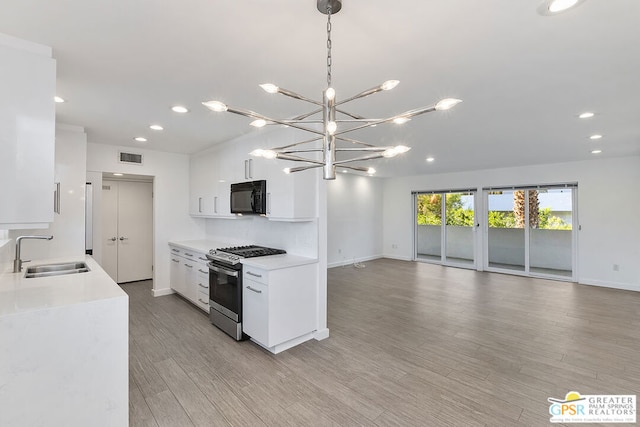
202, 0, 461, 180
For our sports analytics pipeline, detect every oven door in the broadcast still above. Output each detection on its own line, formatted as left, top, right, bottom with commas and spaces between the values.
208, 262, 241, 322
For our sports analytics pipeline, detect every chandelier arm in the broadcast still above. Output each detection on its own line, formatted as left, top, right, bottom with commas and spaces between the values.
335, 108, 368, 120
285, 164, 324, 174
335, 147, 390, 152
291, 108, 323, 120
226, 107, 324, 136
335, 85, 386, 106
280, 149, 323, 154
273, 136, 323, 151
276, 87, 323, 106
339, 165, 372, 173
333, 153, 387, 165
336, 136, 377, 147
334, 105, 437, 135
276, 153, 325, 165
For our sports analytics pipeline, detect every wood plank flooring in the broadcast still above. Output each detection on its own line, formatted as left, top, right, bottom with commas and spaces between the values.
123, 259, 640, 426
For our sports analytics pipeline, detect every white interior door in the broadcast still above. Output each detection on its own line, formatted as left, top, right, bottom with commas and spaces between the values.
100, 180, 153, 283
117, 181, 153, 283
101, 181, 119, 281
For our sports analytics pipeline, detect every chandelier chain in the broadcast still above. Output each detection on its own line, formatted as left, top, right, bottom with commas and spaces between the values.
326, 5, 332, 87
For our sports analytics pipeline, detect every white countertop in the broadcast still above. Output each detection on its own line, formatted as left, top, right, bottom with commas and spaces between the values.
241, 254, 317, 271
169, 239, 317, 270
0, 255, 127, 317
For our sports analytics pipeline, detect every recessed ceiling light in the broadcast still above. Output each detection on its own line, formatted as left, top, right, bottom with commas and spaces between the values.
426, 157, 435, 162
113, 173, 124, 176
171, 105, 189, 113
537, 0, 585, 15
134, 137, 147, 142
149, 124, 163, 131
591, 149, 602, 154
54, 96, 65, 103
589, 134, 602, 140
579, 112, 594, 119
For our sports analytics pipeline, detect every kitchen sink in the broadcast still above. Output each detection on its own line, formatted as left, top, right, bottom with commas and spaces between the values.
24, 262, 91, 278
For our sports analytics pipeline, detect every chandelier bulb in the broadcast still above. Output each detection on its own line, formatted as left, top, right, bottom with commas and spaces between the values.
394, 145, 411, 154
202, 100, 228, 112
393, 117, 411, 125
261, 150, 278, 159
283, 168, 292, 174
548, 0, 579, 13
250, 119, 267, 128
367, 168, 376, 175
381, 80, 400, 91
259, 83, 279, 94
250, 149, 264, 157
327, 121, 337, 135
325, 87, 336, 100
435, 98, 462, 111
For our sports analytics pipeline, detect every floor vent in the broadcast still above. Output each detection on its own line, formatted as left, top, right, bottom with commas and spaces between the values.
119, 151, 143, 165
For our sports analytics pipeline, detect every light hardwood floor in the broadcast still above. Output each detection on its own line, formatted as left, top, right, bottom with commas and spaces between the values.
124, 259, 640, 426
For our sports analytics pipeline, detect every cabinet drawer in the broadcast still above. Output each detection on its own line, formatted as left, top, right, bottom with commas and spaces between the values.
195, 291, 210, 312
243, 267, 268, 285
242, 279, 269, 345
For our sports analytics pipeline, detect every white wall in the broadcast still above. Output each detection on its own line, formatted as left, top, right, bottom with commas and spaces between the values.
383, 156, 640, 291
86, 143, 204, 294
327, 173, 383, 267
2, 125, 87, 264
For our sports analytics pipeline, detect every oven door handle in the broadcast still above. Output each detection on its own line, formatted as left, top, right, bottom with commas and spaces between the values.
207, 263, 239, 277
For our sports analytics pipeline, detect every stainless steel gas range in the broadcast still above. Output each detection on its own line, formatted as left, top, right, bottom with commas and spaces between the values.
205, 245, 286, 340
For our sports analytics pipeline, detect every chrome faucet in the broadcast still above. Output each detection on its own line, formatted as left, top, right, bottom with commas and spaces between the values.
13, 235, 54, 273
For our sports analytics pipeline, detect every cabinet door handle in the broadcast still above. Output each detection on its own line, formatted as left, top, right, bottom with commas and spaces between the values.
198, 298, 209, 305
248, 158, 253, 179
185, 252, 194, 257
267, 192, 271, 215
198, 257, 207, 261
246, 286, 262, 294
198, 269, 208, 274
53, 182, 61, 214
244, 160, 249, 179
172, 248, 180, 253
119, 236, 128, 241
246, 271, 262, 278
108, 237, 117, 242
214, 196, 218, 214
171, 258, 179, 263
198, 283, 208, 289
184, 263, 193, 268
198, 197, 203, 213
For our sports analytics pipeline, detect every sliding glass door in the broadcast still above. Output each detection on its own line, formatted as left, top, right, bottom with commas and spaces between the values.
415, 190, 476, 268
485, 185, 576, 280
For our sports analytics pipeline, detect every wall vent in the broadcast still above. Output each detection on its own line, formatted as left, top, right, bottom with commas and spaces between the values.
102, 185, 111, 190
119, 151, 143, 165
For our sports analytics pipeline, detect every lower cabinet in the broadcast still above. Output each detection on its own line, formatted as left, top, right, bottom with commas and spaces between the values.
242, 263, 317, 353
169, 245, 210, 313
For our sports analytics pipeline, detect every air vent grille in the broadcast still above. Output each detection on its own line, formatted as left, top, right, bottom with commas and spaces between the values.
119, 151, 143, 165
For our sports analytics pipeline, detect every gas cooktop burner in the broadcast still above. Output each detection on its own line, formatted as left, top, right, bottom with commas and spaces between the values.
206, 245, 286, 265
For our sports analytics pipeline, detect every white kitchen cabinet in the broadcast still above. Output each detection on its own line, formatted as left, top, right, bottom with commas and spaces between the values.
266, 162, 317, 221
169, 245, 210, 312
189, 152, 215, 216
0, 34, 56, 229
242, 263, 317, 353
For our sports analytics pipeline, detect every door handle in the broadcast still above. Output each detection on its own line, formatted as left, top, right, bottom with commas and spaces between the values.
119, 236, 129, 241
109, 237, 117, 242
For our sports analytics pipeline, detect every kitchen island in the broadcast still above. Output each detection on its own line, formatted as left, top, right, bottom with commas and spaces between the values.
0, 255, 128, 427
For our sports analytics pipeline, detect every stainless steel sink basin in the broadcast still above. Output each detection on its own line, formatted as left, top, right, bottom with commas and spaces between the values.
24, 262, 91, 278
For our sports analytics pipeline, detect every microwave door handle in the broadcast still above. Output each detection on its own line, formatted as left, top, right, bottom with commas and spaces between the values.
252, 188, 256, 211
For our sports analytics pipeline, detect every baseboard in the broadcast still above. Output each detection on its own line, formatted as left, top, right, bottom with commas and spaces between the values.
328, 254, 382, 269
314, 328, 330, 341
382, 254, 413, 262
152, 287, 175, 297
578, 278, 640, 293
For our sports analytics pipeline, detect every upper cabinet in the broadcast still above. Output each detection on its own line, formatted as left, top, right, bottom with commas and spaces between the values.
0, 34, 56, 229
189, 129, 317, 221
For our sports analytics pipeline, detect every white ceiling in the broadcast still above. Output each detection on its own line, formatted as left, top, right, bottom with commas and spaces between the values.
2, 0, 639, 177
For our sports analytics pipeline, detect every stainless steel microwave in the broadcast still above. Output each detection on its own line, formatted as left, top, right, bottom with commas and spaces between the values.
230, 180, 267, 215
